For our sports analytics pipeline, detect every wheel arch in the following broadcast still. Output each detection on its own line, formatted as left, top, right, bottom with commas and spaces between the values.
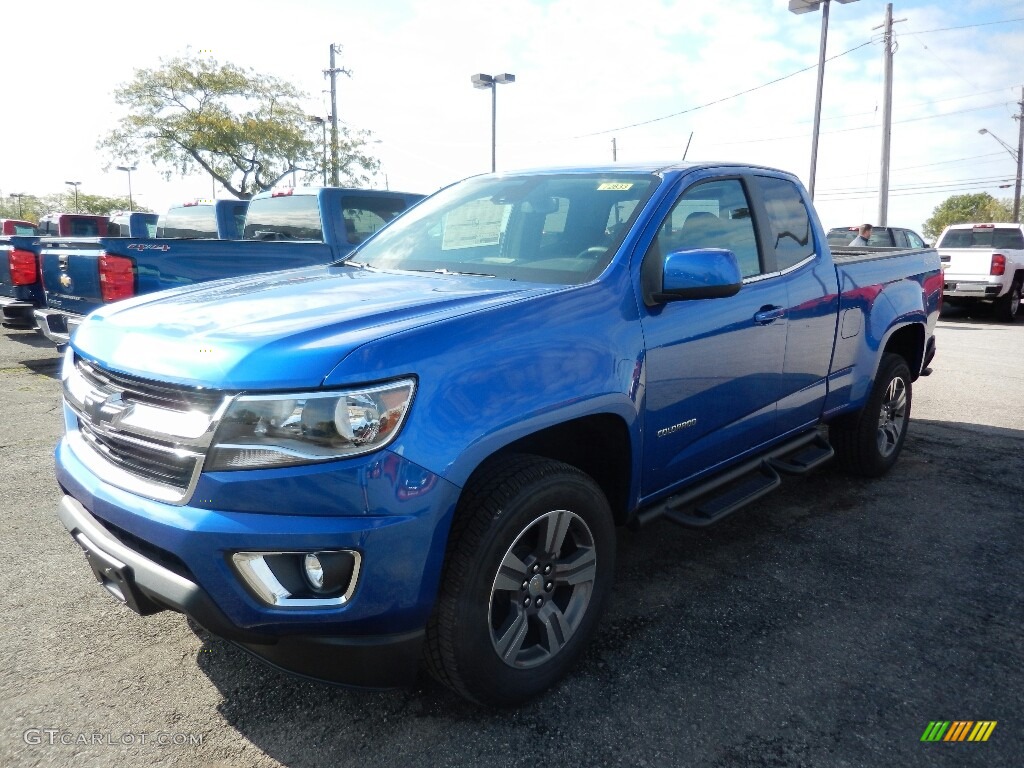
881, 322, 926, 381
457, 413, 635, 526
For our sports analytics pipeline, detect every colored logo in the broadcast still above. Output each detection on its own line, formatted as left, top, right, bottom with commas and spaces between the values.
921, 721, 996, 742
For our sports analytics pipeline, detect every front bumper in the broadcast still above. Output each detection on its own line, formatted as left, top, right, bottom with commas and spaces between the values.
35, 308, 83, 345
55, 437, 461, 688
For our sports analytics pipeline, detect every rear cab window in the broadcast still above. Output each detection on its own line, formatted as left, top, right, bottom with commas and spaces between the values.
243, 195, 323, 241
340, 196, 410, 245
157, 205, 219, 238
938, 226, 1024, 250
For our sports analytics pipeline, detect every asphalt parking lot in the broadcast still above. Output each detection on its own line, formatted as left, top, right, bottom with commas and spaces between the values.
1, 308, 1021, 768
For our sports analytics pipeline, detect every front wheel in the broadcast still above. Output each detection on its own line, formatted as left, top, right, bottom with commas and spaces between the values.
993, 281, 1021, 322
831, 353, 913, 477
425, 454, 616, 706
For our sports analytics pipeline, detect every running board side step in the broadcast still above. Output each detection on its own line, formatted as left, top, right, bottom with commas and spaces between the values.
633, 430, 832, 530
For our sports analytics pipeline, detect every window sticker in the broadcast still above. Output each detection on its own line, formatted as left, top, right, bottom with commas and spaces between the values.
441, 199, 509, 250
597, 182, 635, 191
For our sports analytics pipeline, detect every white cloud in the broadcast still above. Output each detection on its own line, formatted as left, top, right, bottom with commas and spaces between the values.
1, 0, 1022, 235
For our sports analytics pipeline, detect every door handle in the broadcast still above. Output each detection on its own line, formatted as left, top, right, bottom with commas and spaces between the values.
754, 305, 785, 325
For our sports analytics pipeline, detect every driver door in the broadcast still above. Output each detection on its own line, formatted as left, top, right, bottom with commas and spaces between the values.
638, 175, 788, 499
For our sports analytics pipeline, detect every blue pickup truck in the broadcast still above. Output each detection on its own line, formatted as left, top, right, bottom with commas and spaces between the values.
34, 187, 423, 344
52, 163, 940, 705
1, 213, 111, 329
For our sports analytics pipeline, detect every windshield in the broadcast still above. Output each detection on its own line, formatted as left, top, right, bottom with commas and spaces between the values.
351, 173, 660, 284
938, 227, 1024, 250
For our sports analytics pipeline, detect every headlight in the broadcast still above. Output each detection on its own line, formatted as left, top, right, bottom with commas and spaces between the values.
206, 378, 416, 470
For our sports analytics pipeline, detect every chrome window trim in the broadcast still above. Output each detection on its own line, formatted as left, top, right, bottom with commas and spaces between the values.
743, 252, 816, 284
231, 551, 363, 608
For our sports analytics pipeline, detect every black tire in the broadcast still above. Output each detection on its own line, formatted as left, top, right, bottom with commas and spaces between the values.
992, 281, 1021, 322
424, 454, 616, 706
831, 353, 913, 477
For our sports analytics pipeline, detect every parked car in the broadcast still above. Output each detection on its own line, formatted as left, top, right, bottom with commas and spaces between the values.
34, 187, 424, 344
107, 212, 159, 238
1, 219, 38, 236
826, 225, 929, 249
936, 222, 1024, 321
37, 213, 109, 237
156, 199, 249, 240
51, 162, 940, 705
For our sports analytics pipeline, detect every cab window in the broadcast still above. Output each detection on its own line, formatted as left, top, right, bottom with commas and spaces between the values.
646, 178, 762, 278
755, 176, 814, 271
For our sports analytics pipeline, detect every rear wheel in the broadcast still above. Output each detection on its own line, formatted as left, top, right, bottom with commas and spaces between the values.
993, 281, 1021, 322
831, 353, 913, 477
425, 454, 616, 706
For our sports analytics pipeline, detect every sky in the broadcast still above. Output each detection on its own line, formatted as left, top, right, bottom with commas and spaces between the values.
2, 0, 1023, 234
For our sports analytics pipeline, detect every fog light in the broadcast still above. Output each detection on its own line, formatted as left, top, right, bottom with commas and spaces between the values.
304, 553, 324, 590
232, 549, 361, 606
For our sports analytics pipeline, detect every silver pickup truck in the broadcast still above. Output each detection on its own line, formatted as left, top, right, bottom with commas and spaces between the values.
937, 222, 1024, 321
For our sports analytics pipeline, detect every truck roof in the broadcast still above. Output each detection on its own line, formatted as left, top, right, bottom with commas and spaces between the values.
494, 160, 801, 177
944, 222, 1022, 229
251, 186, 424, 200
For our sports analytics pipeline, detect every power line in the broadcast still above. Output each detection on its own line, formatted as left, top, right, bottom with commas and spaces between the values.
571, 40, 876, 139
818, 151, 1007, 181
696, 100, 1013, 148
818, 179, 1015, 200
819, 173, 1015, 196
900, 17, 1024, 36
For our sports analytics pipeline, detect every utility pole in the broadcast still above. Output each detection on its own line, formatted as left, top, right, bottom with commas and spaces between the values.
874, 3, 905, 226
612, 138, 617, 162
1014, 86, 1023, 222
324, 44, 351, 187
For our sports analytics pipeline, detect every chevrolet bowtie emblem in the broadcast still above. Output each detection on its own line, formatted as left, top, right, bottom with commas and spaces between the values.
84, 391, 134, 426
60, 273, 72, 288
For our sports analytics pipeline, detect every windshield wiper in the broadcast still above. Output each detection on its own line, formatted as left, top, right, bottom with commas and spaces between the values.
430, 268, 496, 278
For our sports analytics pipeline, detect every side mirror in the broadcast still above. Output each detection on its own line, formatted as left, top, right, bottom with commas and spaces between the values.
654, 248, 743, 302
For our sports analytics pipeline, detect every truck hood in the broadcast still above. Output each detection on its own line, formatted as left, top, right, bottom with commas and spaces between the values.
72, 265, 559, 389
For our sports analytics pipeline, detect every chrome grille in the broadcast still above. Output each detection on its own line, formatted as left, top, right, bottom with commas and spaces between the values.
78, 419, 199, 488
76, 357, 225, 413
63, 354, 232, 504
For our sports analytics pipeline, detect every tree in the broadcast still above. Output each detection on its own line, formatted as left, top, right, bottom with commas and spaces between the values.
99, 56, 380, 198
0, 193, 150, 223
922, 193, 1014, 241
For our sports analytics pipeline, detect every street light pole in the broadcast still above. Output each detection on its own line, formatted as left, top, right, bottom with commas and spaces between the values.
472, 72, 516, 173
788, 0, 859, 201
9, 193, 26, 218
308, 115, 328, 185
116, 165, 137, 211
980, 114, 1024, 222
65, 181, 82, 212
